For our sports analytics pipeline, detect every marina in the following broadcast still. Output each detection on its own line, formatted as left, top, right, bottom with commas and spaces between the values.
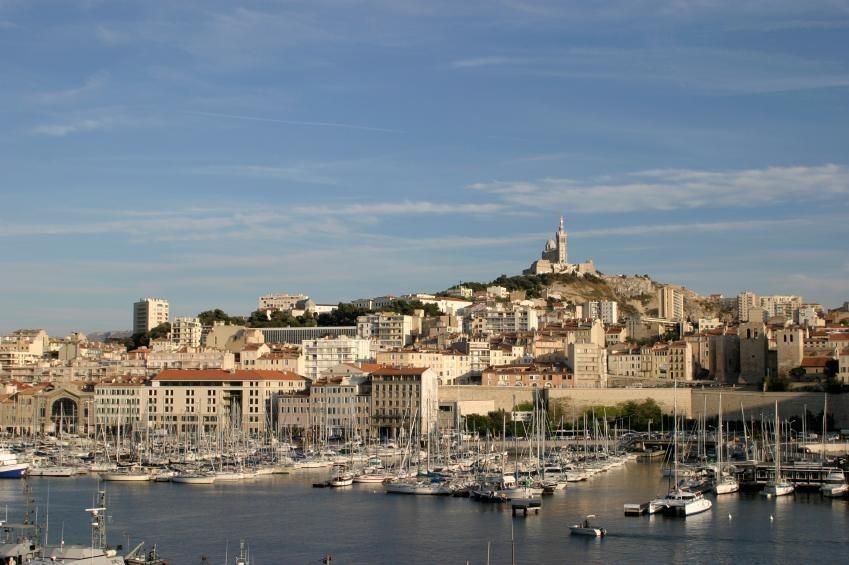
1, 460, 848, 564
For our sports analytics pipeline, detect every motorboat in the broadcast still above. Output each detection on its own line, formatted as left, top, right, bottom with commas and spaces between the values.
0, 449, 28, 478
570, 515, 606, 537
820, 470, 849, 497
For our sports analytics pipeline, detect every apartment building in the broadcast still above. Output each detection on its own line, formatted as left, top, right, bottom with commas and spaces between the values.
582, 301, 619, 325
301, 336, 372, 381
357, 313, 421, 348
133, 298, 169, 335
657, 286, 684, 322
170, 317, 202, 348
147, 369, 308, 437
481, 363, 572, 388
369, 366, 438, 440
375, 349, 472, 385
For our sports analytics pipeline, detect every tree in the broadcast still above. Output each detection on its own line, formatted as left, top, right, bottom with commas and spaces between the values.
316, 303, 372, 326
765, 375, 790, 392
789, 366, 806, 379
198, 309, 245, 326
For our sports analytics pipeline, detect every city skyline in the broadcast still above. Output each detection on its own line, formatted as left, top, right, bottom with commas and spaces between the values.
2, 1, 848, 333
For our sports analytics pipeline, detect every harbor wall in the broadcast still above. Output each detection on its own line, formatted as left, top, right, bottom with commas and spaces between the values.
438, 386, 849, 428
689, 390, 849, 428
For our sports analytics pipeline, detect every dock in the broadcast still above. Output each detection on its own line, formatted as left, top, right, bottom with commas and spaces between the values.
624, 502, 649, 516
511, 500, 542, 516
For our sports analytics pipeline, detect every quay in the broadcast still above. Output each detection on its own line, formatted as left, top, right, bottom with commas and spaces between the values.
733, 462, 847, 488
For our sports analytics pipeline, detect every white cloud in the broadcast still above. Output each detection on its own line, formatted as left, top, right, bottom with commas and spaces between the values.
34, 71, 109, 104
449, 47, 849, 94
470, 164, 849, 213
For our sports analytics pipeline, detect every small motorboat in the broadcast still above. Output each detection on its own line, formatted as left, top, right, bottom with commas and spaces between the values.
570, 515, 606, 537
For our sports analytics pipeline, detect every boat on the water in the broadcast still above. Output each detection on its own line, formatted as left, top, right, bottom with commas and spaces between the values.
0, 449, 28, 479
569, 515, 606, 537
820, 470, 848, 498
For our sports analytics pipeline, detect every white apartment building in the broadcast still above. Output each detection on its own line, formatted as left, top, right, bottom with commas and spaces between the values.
170, 317, 202, 347
133, 298, 169, 335
0, 330, 49, 370
468, 304, 539, 335
566, 342, 607, 388
301, 336, 372, 381
94, 382, 146, 429
737, 291, 759, 322
582, 301, 619, 325
375, 349, 472, 385
760, 295, 802, 319
350, 296, 397, 310
357, 313, 421, 348
657, 286, 684, 322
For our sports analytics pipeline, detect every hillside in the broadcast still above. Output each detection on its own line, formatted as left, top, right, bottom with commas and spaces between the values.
450, 272, 726, 322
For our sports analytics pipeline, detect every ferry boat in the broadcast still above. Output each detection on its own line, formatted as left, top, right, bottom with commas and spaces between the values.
0, 449, 28, 478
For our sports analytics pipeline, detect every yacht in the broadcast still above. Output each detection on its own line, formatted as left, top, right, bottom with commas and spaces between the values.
713, 394, 740, 495
820, 470, 848, 498
0, 449, 28, 478
662, 489, 713, 516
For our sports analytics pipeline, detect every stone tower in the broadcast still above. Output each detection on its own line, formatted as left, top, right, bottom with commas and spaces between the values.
556, 216, 568, 264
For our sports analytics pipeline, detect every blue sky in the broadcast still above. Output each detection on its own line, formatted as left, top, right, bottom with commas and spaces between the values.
1, 0, 848, 335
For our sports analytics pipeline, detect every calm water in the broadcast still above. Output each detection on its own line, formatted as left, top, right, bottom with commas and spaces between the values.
2, 462, 847, 564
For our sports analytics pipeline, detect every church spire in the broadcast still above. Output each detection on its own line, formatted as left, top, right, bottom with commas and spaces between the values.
559, 215, 564, 231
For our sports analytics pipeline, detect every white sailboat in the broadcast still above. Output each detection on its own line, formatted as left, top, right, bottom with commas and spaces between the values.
713, 394, 739, 495
657, 382, 713, 516
761, 400, 794, 497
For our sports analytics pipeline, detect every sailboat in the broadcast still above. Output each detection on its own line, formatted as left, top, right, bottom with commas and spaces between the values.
653, 382, 713, 516
713, 394, 739, 495
761, 400, 794, 497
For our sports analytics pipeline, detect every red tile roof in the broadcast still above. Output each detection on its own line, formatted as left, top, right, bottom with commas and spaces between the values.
153, 369, 306, 381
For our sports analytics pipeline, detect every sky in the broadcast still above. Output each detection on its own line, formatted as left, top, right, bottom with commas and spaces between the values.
1, 0, 848, 335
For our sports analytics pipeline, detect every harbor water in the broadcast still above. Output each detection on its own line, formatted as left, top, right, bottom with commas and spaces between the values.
2, 462, 847, 564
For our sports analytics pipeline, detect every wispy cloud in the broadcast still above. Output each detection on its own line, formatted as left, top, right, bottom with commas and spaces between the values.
185, 110, 399, 133
34, 71, 109, 104
30, 111, 153, 137
470, 164, 849, 213
449, 47, 849, 94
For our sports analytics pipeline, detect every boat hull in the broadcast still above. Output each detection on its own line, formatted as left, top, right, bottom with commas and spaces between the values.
0, 464, 28, 479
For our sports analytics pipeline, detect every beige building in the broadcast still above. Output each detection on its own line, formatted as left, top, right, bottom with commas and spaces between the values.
839, 348, 849, 384
133, 298, 169, 335
481, 363, 573, 388
254, 347, 305, 375
468, 304, 539, 335
357, 313, 421, 348
147, 369, 308, 437
657, 285, 684, 322
170, 317, 202, 348
375, 349, 472, 385
776, 326, 806, 377
0, 382, 93, 436
739, 321, 769, 385
94, 381, 147, 430
368, 366, 438, 440
566, 342, 607, 388
0, 329, 49, 371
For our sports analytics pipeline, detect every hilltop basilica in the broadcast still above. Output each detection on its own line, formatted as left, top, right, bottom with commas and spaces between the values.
522, 216, 597, 276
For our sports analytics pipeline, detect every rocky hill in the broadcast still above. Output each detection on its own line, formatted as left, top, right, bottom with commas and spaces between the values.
450, 272, 728, 322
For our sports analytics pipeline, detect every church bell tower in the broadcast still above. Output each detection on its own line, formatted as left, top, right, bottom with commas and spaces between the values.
556, 216, 568, 264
